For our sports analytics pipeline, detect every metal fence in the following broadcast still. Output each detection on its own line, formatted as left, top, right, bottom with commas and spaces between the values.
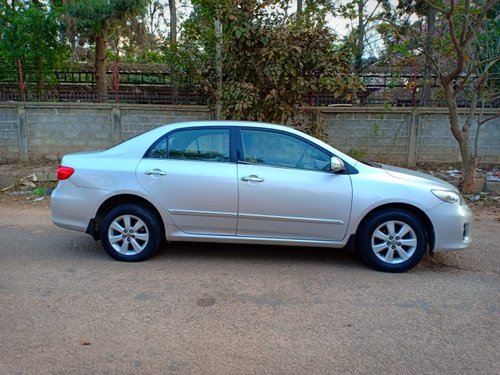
0, 69, 498, 108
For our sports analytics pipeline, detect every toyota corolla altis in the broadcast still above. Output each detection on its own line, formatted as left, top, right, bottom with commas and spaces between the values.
51, 121, 473, 272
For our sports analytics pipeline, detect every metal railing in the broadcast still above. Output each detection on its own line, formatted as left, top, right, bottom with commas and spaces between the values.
0, 68, 498, 107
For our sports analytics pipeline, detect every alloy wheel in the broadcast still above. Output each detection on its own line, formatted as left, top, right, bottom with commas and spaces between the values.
371, 220, 417, 264
107, 214, 150, 255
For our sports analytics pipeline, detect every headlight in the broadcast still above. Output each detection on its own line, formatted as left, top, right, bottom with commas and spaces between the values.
432, 190, 463, 205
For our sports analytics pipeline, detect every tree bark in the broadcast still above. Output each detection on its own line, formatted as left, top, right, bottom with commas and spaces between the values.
95, 30, 108, 102
214, 18, 223, 120
461, 151, 478, 193
443, 81, 477, 192
169, 0, 178, 104
420, 6, 435, 106
425, 0, 496, 193
354, 0, 365, 74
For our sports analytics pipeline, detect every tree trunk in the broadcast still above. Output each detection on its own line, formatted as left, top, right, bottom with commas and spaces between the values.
420, 6, 435, 106
95, 31, 108, 102
169, 0, 178, 104
461, 150, 478, 193
214, 19, 223, 120
443, 81, 477, 192
297, 0, 303, 13
354, 0, 364, 74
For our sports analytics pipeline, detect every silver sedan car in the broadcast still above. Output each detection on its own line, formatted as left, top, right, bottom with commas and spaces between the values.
51, 121, 473, 272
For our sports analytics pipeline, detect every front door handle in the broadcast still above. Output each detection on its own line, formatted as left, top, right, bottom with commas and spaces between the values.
241, 175, 264, 182
145, 168, 167, 176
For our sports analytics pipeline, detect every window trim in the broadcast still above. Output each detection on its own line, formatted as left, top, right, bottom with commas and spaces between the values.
143, 126, 237, 163
236, 127, 334, 172
236, 127, 357, 174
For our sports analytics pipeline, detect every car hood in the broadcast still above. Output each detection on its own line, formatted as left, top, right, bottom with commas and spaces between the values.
379, 164, 457, 190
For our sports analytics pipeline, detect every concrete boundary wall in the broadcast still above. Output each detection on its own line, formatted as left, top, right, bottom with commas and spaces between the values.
322, 107, 499, 166
0, 102, 498, 166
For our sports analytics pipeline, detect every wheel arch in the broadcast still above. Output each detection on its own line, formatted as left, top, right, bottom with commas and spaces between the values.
355, 203, 435, 252
89, 194, 166, 241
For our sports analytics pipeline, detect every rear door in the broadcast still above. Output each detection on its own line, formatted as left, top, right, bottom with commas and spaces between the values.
136, 127, 238, 235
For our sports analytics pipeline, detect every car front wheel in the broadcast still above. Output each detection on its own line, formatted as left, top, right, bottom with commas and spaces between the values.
358, 209, 427, 272
100, 204, 162, 262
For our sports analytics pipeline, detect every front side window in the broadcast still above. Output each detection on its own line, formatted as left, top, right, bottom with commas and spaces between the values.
146, 128, 230, 162
241, 129, 330, 171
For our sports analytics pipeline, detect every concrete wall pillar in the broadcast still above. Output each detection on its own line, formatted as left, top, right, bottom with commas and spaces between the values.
407, 110, 418, 167
18, 104, 28, 161
111, 105, 122, 145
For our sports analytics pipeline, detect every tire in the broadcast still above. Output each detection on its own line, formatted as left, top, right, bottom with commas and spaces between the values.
358, 209, 427, 273
99, 204, 162, 262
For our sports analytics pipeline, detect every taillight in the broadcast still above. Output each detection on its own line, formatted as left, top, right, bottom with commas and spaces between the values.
57, 166, 74, 180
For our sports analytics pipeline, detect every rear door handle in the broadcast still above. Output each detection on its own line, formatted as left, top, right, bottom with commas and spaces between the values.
145, 168, 167, 176
241, 175, 264, 182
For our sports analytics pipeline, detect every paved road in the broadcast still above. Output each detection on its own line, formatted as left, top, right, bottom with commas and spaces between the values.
1, 199, 499, 375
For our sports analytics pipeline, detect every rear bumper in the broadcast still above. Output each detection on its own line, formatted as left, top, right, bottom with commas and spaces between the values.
427, 202, 473, 252
51, 181, 108, 233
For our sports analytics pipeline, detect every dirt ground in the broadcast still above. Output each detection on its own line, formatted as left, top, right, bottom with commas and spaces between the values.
0, 192, 499, 374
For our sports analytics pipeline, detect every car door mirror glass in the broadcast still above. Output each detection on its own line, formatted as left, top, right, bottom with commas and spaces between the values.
330, 157, 345, 173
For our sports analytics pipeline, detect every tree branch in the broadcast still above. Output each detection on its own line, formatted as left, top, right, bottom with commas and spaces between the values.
478, 113, 500, 126
463, 89, 478, 133
460, 0, 470, 46
363, 2, 380, 27
463, 0, 496, 44
424, 0, 449, 15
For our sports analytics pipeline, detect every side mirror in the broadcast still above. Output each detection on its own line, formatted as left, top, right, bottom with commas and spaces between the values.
330, 156, 345, 173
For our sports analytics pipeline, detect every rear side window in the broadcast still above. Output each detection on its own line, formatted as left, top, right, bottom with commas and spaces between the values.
147, 137, 168, 159
146, 128, 230, 162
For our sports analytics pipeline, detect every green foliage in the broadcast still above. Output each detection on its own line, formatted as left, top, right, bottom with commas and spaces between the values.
390, 0, 499, 192
65, 0, 148, 98
178, 0, 361, 131
335, 0, 397, 72
66, 0, 147, 35
347, 148, 366, 160
476, 9, 500, 92
0, 1, 68, 85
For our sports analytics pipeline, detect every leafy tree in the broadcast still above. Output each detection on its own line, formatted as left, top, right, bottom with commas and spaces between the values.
177, 0, 360, 137
335, 0, 395, 73
395, 0, 436, 105
393, 0, 499, 191
169, 0, 179, 103
0, 1, 68, 87
114, 0, 169, 62
426, 0, 499, 192
65, 0, 147, 100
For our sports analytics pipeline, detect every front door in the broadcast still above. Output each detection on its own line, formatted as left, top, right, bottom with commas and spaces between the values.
237, 128, 352, 241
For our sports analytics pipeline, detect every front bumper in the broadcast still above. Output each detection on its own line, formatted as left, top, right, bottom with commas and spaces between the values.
427, 202, 473, 252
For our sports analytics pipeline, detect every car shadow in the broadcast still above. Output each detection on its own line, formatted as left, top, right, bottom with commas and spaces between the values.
58, 236, 451, 273
153, 241, 365, 270
54, 233, 364, 270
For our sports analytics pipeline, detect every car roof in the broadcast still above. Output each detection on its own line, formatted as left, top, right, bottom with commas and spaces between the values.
155, 120, 292, 132
105, 120, 359, 167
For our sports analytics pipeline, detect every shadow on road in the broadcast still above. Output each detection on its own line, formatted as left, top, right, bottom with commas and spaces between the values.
155, 241, 365, 269
60, 235, 366, 270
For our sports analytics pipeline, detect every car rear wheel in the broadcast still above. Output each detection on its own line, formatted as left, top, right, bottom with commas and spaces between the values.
358, 209, 427, 272
100, 204, 162, 262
